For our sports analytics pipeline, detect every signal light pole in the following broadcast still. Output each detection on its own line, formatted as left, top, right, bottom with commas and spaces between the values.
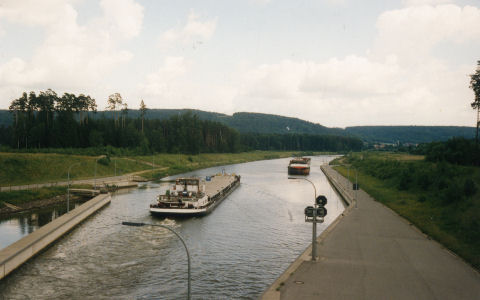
288, 177, 327, 261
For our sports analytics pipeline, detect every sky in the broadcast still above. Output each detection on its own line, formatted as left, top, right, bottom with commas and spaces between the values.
0, 0, 479, 128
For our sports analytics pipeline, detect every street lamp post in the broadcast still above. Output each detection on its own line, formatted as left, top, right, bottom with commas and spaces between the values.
122, 221, 191, 300
288, 177, 321, 261
67, 162, 81, 212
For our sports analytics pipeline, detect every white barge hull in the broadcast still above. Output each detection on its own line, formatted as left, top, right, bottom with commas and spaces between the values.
150, 175, 240, 217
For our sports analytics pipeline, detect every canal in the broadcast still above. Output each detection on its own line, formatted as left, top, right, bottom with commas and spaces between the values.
0, 156, 345, 299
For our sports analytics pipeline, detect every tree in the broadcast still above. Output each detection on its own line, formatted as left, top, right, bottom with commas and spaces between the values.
86, 95, 97, 124
107, 93, 123, 128
37, 89, 57, 127
470, 60, 480, 145
140, 99, 147, 133
121, 102, 128, 129
8, 92, 28, 148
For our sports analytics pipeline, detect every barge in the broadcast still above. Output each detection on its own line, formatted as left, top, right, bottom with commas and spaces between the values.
288, 157, 311, 175
150, 173, 241, 217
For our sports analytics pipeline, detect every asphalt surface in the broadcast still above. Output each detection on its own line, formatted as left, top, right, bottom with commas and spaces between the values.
264, 165, 480, 300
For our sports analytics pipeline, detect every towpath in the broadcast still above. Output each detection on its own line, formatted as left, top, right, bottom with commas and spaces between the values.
262, 165, 480, 300
0, 166, 167, 192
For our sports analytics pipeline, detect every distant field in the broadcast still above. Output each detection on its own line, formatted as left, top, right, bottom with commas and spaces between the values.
335, 152, 424, 162
332, 152, 480, 270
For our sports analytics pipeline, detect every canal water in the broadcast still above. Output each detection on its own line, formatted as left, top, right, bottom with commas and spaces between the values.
0, 200, 87, 250
0, 156, 345, 299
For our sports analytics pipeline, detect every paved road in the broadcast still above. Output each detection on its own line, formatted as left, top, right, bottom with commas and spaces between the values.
263, 165, 480, 300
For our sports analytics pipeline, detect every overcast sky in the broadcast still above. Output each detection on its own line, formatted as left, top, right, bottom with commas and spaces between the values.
0, 0, 479, 127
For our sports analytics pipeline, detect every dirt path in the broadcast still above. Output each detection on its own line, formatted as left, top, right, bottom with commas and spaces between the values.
0, 166, 168, 193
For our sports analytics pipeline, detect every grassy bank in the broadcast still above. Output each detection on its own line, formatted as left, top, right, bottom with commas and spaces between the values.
0, 184, 93, 209
0, 153, 151, 186
0, 150, 310, 210
134, 151, 307, 179
0, 150, 313, 187
332, 152, 480, 270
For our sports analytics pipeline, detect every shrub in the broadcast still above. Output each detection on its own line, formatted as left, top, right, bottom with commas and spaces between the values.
442, 182, 463, 204
463, 178, 477, 197
98, 156, 110, 166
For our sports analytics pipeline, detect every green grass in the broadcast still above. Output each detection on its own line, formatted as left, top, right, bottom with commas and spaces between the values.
0, 150, 320, 209
332, 152, 480, 270
0, 153, 151, 186
0, 184, 93, 208
0, 151, 311, 187
133, 151, 305, 180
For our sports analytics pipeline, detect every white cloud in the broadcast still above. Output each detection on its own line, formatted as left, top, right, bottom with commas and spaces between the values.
403, 0, 453, 7
140, 56, 188, 96
374, 4, 480, 64
141, 2, 480, 126
160, 11, 217, 47
249, 0, 272, 5
139, 56, 236, 112
0, 58, 46, 86
0, 0, 77, 27
0, 0, 144, 105
323, 0, 347, 6
100, 0, 144, 38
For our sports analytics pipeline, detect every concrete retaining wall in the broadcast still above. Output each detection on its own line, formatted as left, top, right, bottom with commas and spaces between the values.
320, 165, 354, 206
0, 193, 111, 280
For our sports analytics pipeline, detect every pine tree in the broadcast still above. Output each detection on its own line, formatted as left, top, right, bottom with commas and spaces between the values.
470, 61, 480, 145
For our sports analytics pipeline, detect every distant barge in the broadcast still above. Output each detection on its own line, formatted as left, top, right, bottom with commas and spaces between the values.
288, 157, 311, 175
150, 173, 241, 217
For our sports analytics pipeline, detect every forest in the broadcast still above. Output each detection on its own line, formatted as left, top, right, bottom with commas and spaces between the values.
413, 137, 480, 166
0, 90, 362, 154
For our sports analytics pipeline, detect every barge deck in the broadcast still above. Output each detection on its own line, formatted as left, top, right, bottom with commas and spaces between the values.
150, 174, 240, 217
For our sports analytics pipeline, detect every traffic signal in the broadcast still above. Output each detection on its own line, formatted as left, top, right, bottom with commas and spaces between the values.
304, 206, 314, 217
316, 207, 327, 217
316, 195, 327, 206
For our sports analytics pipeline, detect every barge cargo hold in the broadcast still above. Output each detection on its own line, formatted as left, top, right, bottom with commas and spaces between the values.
150, 174, 241, 217
287, 157, 311, 175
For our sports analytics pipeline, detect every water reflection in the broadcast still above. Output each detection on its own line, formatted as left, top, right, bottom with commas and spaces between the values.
0, 200, 85, 249
0, 156, 344, 299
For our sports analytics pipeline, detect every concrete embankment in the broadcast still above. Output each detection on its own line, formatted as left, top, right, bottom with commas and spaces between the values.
0, 193, 111, 280
262, 164, 480, 300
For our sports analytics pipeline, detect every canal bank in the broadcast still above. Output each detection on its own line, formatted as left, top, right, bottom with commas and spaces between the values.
0, 156, 346, 299
0, 193, 111, 280
262, 164, 480, 300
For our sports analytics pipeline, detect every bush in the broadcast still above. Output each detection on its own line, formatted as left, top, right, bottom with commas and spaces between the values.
98, 156, 110, 166
442, 182, 463, 204
463, 178, 477, 197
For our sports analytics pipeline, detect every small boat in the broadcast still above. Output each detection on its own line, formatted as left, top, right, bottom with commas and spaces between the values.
150, 173, 241, 217
288, 157, 311, 175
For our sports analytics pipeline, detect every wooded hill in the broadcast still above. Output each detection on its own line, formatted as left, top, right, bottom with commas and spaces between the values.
345, 126, 475, 144
0, 108, 475, 144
